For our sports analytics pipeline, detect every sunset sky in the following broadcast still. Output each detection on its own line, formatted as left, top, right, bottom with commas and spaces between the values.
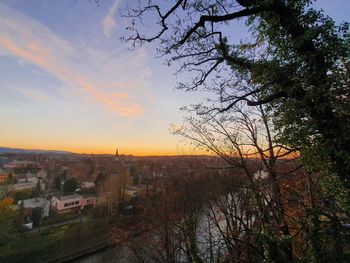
0, 0, 348, 155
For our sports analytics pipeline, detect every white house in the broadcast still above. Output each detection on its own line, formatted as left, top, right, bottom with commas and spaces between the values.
81, 181, 95, 189
36, 169, 48, 180
51, 194, 82, 213
51, 193, 96, 213
253, 170, 269, 181
125, 185, 146, 200
81, 195, 96, 207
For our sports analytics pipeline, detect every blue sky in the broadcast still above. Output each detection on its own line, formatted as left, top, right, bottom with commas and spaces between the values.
0, 0, 348, 155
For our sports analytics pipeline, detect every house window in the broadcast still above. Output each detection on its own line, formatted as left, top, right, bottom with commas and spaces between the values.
87, 200, 90, 203
64, 203, 69, 207
75, 201, 79, 205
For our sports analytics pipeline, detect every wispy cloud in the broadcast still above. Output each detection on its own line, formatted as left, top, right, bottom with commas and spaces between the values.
11, 86, 54, 103
102, 0, 122, 37
0, 3, 149, 117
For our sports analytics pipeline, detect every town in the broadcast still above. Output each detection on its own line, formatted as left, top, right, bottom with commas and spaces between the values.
0, 148, 232, 262
0, 147, 311, 262
0, 149, 166, 261
0, 150, 141, 221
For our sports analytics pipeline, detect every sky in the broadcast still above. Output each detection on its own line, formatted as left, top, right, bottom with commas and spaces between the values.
0, 0, 348, 155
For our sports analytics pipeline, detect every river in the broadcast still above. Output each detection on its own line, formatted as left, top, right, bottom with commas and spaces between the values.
71, 246, 132, 263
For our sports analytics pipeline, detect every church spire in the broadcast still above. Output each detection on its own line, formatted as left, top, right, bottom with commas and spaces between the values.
115, 147, 120, 161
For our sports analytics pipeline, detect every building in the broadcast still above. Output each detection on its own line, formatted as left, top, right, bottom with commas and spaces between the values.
80, 194, 96, 207
21, 197, 50, 217
12, 181, 37, 191
36, 168, 48, 180
4, 161, 34, 169
4, 161, 40, 174
26, 172, 39, 184
124, 185, 146, 200
94, 149, 131, 204
253, 170, 269, 181
51, 193, 97, 213
0, 168, 9, 184
81, 181, 95, 189
51, 194, 82, 213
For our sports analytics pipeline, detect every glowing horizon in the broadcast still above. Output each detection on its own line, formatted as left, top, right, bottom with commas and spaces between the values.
0, 143, 204, 156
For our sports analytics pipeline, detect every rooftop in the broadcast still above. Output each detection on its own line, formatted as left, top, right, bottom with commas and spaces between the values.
126, 185, 146, 190
14, 181, 37, 187
56, 194, 82, 201
22, 197, 49, 208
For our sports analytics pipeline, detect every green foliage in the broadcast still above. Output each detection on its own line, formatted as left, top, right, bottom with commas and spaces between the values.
0, 221, 109, 263
14, 189, 39, 202
0, 199, 25, 248
256, 8, 350, 194
63, 178, 78, 193
129, 166, 141, 184
53, 175, 61, 190
304, 208, 322, 263
41, 211, 76, 226
129, 166, 138, 177
31, 207, 42, 227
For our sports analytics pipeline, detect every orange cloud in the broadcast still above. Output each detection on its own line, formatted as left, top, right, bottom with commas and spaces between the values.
0, 36, 49, 69
74, 76, 142, 116
0, 3, 149, 117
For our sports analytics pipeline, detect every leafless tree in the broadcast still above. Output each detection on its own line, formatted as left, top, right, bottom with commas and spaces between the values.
172, 102, 298, 262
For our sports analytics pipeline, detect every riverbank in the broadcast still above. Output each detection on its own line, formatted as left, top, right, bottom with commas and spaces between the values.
48, 241, 110, 263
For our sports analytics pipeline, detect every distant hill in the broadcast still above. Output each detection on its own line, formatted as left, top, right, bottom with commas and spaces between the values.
0, 147, 74, 155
